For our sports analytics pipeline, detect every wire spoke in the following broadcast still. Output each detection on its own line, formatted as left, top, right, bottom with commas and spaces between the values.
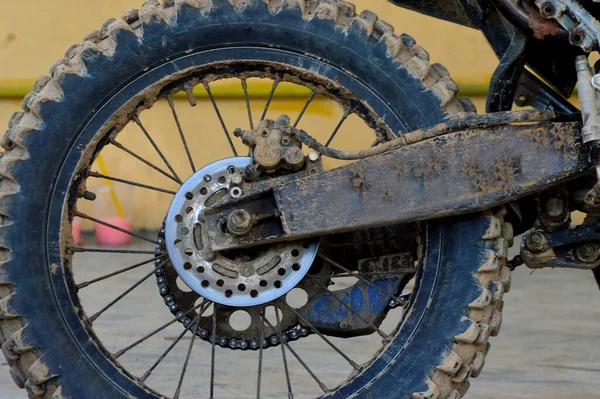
173, 317, 201, 399
203, 80, 238, 157
69, 247, 159, 255
325, 107, 352, 146
74, 211, 157, 244
275, 307, 293, 398
304, 273, 388, 339
278, 299, 360, 370
262, 311, 328, 394
209, 306, 217, 399
260, 78, 280, 122
140, 307, 210, 382
114, 299, 210, 358
88, 171, 176, 195
89, 259, 167, 322
110, 139, 180, 184
134, 115, 183, 184
241, 78, 254, 130
167, 95, 196, 174
319, 254, 406, 305
256, 308, 265, 399
293, 91, 316, 128
77, 255, 165, 289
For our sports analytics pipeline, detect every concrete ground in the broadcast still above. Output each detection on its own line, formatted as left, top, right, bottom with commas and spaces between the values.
0, 240, 599, 398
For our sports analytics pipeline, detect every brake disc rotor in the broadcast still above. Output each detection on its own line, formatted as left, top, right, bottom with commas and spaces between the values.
157, 157, 320, 349
164, 157, 319, 306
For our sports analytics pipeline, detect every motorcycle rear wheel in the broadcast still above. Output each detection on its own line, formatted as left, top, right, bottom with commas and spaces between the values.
0, 1, 511, 398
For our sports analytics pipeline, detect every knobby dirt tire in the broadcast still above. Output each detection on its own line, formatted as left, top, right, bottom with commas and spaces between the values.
0, 1, 510, 398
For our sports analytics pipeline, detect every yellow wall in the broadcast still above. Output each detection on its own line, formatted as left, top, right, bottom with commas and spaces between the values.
0, 0, 496, 230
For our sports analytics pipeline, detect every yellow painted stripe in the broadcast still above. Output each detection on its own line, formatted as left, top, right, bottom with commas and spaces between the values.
0, 77, 493, 99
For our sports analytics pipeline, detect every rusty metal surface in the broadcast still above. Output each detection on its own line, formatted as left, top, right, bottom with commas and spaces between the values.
207, 122, 589, 251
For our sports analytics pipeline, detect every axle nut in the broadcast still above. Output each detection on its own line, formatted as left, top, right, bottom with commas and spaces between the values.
227, 209, 253, 236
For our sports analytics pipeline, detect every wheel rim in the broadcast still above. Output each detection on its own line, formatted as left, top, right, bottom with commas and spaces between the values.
45, 46, 435, 399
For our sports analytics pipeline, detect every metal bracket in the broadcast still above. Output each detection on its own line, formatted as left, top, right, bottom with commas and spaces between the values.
521, 225, 600, 269
535, 0, 600, 52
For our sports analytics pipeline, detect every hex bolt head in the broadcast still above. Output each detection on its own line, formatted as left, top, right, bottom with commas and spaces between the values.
577, 244, 599, 263
308, 151, 320, 162
227, 209, 254, 236
230, 174, 243, 186
582, 244, 594, 257
203, 175, 212, 182
526, 231, 547, 253
530, 232, 542, 244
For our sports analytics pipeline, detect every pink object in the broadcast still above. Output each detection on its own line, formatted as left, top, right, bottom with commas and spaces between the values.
95, 217, 133, 246
72, 219, 82, 246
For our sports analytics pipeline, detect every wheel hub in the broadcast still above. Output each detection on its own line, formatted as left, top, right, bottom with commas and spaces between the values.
164, 157, 319, 307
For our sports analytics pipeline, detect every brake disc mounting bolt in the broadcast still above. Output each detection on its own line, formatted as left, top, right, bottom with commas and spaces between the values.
230, 174, 243, 186
339, 321, 349, 329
